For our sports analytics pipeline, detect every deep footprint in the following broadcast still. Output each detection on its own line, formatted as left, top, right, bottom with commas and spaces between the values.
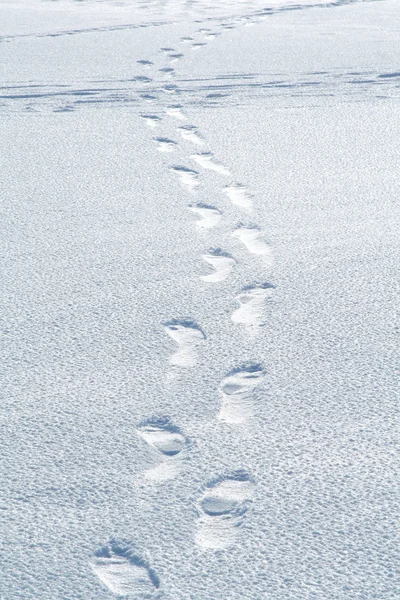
166, 104, 186, 120
164, 318, 205, 367
91, 540, 160, 596
170, 166, 200, 190
200, 249, 236, 282
137, 417, 188, 481
232, 283, 275, 334
195, 471, 254, 549
232, 225, 273, 262
218, 363, 265, 423
192, 152, 230, 175
189, 203, 222, 229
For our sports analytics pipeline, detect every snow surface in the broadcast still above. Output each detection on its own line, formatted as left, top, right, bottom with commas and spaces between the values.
0, 0, 399, 598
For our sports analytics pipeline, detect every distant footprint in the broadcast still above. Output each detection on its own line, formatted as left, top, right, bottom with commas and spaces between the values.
224, 184, 253, 210
168, 52, 184, 63
137, 59, 153, 67
164, 318, 205, 367
141, 114, 161, 128
180, 36, 194, 43
91, 540, 160, 596
200, 249, 236, 282
178, 125, 204, 146
195, 471, 254, 549
231, 283, 275, 334
218, 363, 265, 424
160, 47, 175, 53
154, 137, 177, 152
232, 225, 273, 263
134, 75, 152, 83
192, 42, 207, 50
140, 93, 157, 103
192, 152, 230, 175
137, 417, 188, 481
189, 203, 222, 229
166, 104, 186, 120
170, 166, 200, 190
159, 67, 175, 76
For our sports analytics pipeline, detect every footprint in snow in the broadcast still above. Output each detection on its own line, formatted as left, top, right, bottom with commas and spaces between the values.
160, 47, 175, 53
218, 363, 265, 424
195, 471, 255, 549
231, 283, 275, 335
178, 125, 204, 146
137, 417, 188, 481
200, 249, 236, 283
137, 59, 153, 67
192, 152, 230, 176
141, 114, 161, 128
180, 36, 194, 43
140, 93, 157, 103
192, 42, 207, 50
91, 540, 160, 597
232, 225, 273, 263
189, 203, 222, 229
164, 318, 205, 367
154, 137, 177, 152
224, 184, 253, 211
166, 104, 186, 120
134, 75, 153, 83
168, 52, 184, 63
170, 166, 200, 191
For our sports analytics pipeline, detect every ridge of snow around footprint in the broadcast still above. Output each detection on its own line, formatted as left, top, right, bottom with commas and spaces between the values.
192, 152, 231, 176
164, 318, 205, 367
195, 471, 255, 549
231, 282, 275, 334
137, 417, 188, 481
189, 204, 222, 229
91, 540, 160, 597
224, 184, 253, 211
232, 224, 273, 263
218, 363, 265, 424
178, 125, 205, 146
200, 248, 236, 282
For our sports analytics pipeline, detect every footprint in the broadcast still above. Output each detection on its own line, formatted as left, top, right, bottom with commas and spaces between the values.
205, 32, 220, 39
166, 104, 185, 120
134, 75, 152, 83
224, 184, 253, 210
140, 93, 157, 103
91, 540, 160, 596
154, 137, 177, 152
180, 36, 194, 43
232, 225, 273, 263
141, 114, 161, 128
159, 67, 175, 77
170, 166, 200, 190
189, 203, 222, 229
192, 42, 207, 50
218, 363, 265, 424
163, 84, 179, 94
160, 47, 175, 53
164, 318, 205, 367
178, 125, 204, 146
137, 417, 188, 481
168, 53, 184, 62
137, 59, 153, 67
231, 283, 275, 334
200, 249, 236, 282
192, 152, 230, 175
195, 471, 254, 549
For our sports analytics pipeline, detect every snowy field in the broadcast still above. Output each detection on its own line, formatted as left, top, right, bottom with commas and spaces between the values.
1, 0, 399, 598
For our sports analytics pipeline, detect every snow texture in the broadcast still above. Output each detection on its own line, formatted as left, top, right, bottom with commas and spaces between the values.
0, 0, 399, 598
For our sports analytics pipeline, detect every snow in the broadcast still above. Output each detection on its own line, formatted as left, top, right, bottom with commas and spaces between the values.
0, 0, 399, 598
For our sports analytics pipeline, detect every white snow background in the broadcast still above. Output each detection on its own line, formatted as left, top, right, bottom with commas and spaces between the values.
0, 0, 399, 598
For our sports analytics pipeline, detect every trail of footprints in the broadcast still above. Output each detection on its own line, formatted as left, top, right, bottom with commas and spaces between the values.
93, 20, 277, 597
